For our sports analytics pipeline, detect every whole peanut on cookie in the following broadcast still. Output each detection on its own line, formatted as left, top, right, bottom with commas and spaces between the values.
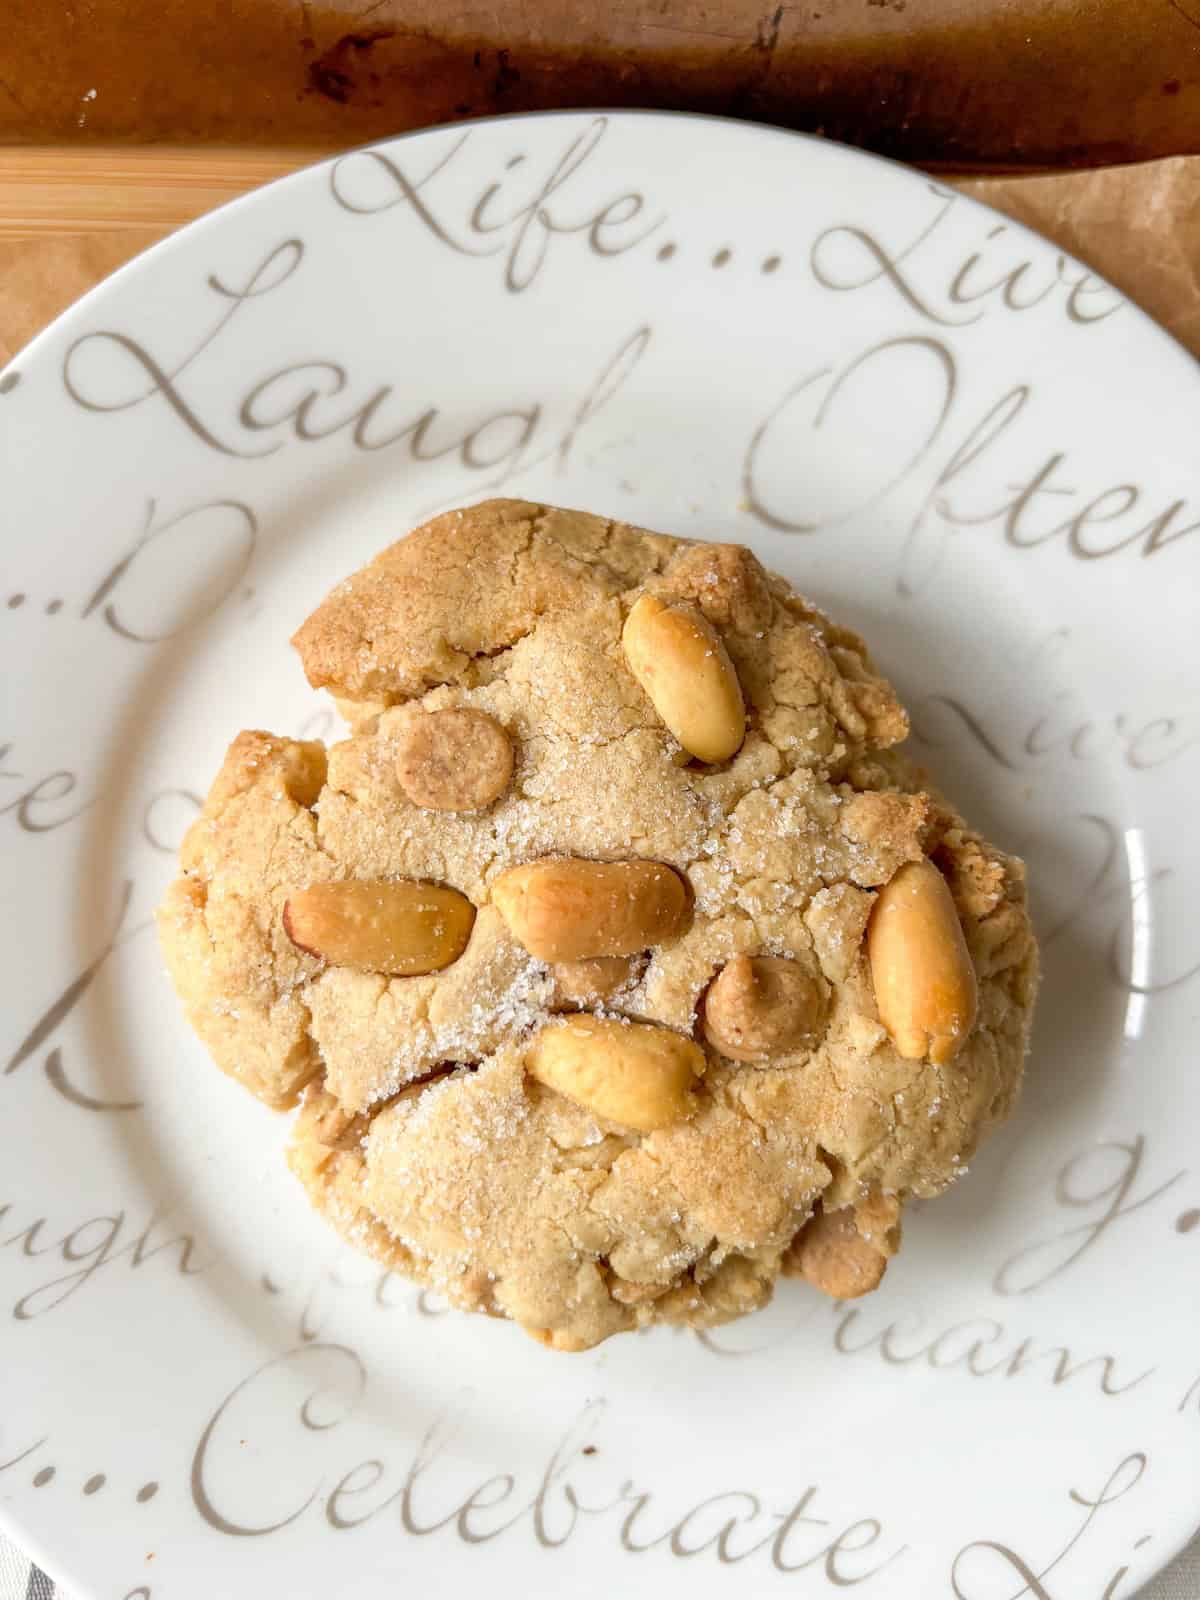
622, 593, 746, 763
867, 858, 979, 1064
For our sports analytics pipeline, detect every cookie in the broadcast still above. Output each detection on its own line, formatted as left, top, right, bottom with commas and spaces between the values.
159, 498, 1037, 1351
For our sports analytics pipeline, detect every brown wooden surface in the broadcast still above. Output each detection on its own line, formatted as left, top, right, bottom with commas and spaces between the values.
1, 147, 1198, 366
0, 148, 315, 234
3, 0, 1200, 170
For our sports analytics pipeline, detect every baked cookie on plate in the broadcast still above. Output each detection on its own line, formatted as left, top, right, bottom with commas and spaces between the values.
159, 498, 1037, 1351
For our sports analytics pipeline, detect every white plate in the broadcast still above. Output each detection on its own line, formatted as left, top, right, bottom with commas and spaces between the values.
2, 112, 1199, 1600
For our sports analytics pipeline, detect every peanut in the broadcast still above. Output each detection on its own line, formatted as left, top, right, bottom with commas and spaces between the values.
552, 955, 638, 1005
395, 707, 513, 811
491, 858, 687, 961
702, 955, 826, 1062
621, 593, 745, 763
783, 1206, 889, 1300
283, 879, 474, 975
866, 858, 978, 1064
526, 1015, 703, 1132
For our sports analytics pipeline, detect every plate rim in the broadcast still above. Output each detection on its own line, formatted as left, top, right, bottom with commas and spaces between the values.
3, 107, 1198, 394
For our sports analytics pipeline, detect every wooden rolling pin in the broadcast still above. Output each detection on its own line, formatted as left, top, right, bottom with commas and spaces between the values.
3, 0, 1199, 169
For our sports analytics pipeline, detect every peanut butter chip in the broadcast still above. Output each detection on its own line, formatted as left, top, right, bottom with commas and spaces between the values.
396, 707, 513, 812
783, 1206, 889, 1300
552, 956, 638, 1005
703, 955, 826, 1062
